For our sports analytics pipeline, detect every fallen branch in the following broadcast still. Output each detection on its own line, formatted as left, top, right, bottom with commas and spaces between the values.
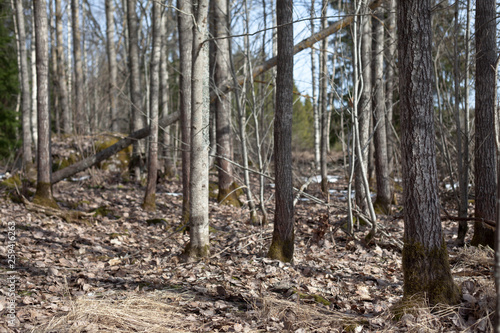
441, 208, 496, 228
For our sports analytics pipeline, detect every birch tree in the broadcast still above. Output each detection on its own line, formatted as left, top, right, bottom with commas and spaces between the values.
183, 0, 210, 260
72, 0, 85, 134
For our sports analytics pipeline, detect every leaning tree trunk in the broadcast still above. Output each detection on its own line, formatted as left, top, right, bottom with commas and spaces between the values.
33, 0, 58, 209
214, 0, 239, 207
398, 0, 459, 306
268, 0, 294, 263
106, 0, 119, 132
183, 0, 210, 260
178, 0, 193, 224
14, 0, 33, 172
471, 0, 497, 248
142, 0, 162, 211
372, 6, 391, 214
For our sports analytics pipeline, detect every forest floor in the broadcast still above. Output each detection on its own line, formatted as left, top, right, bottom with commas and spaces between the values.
0, 149, 495, 332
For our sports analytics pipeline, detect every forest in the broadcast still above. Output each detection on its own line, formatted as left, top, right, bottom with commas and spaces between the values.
0, 0, 499, 331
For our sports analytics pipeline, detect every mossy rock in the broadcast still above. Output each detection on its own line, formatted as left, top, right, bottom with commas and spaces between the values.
52, 153, 80, 172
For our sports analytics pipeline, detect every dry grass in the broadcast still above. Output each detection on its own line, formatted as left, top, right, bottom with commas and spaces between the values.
32, 291, 192, 333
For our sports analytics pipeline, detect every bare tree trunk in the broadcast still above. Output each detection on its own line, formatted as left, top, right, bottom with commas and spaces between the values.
72, 0, 85, 134
178, 0, 193, 223
457, 0, 471, 245
30, 11, 38, 152
127, 0, 145, 181
142, 0, 162, 211
55, 0, 71, 134
471, 0, 497, 248
268, 0, 294, 263
355, 2, 371, 215
214, 0, 239, 206
14, 0, 33, 172
183, 0, 210, 260
319, 0, 328, 194
33, 0, 58, 209
106, 0, 119, 132
398, 0, 459, 305
372, 6, 391, 214
160, 10, 176, 178
384, 0, 395, 187
310, 0, 320, 170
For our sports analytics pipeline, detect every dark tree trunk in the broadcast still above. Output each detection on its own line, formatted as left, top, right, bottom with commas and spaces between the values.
214, 0, 239, 206
471, 0, 497, 248
397, 0, 459, 305
372, 7, 391, 214
268, 0, 294, 262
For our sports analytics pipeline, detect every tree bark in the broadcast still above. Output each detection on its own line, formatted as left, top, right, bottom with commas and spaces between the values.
33, 0, 58, 209
72, 0, 85, 134
127, 0, 145, 181
372, 6, 391, 214
142, 0, 162, 211
471, 0, 497, 248
184, 0, 210, 260
14, 0, 33, 172
268, 0, 294, 263
355, 3, 371, 215
106, 0, 119, 132
319, 0, 329, 195
55, 0, 71, 134
214, 0, 238, 206
398, 0, 459, 305
178, 0, 193, 223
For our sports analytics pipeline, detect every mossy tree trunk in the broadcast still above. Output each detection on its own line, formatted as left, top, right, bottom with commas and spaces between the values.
471, 0, 497, 249
184, 0, 210, 260
268, 0, 294, 263
33, 0, 58, 209
178, 0, 193, 224
397, 0, 459, 306
142, 0, 162, 212
214, 0, 240, 207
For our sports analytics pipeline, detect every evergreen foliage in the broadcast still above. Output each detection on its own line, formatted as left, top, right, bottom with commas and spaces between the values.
0, 3, 20, 161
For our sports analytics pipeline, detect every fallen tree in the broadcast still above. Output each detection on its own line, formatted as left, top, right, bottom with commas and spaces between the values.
51, 111, 179, 184
52, 0, 383, 184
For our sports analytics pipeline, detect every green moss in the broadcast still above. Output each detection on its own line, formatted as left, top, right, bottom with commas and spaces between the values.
267, 233, 294, 262
146, 218, 166, 226
52, 153, 80, 172
373, 199, 391, 215
33, 182, 59, 209
142, 193, 156, 212
95, 137, 131, 171
108, 232, 129, 239
181, 242, 210, 262
0, 174, 20, 189
93, 206, 117, 218
208, 182, 218, 199
391, 294, 427, 321
402, 239, 460, 305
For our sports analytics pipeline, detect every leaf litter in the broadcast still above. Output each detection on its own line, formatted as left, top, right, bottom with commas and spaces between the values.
0, 162, 495, 332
